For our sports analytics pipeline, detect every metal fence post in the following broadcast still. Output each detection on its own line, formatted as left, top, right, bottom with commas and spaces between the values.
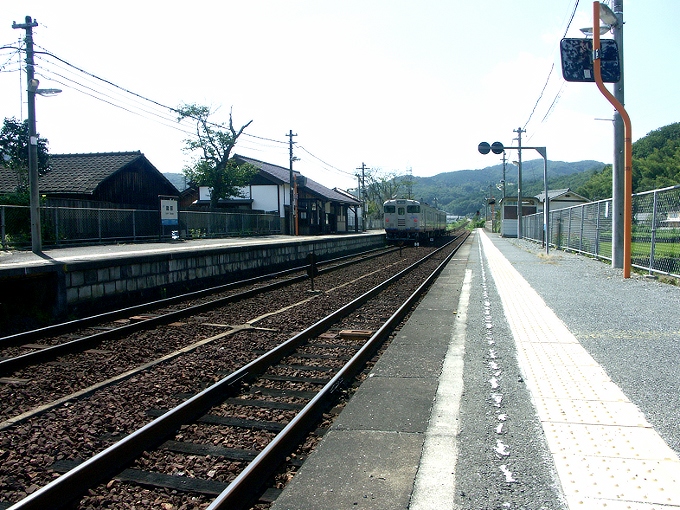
649, 189, 658, 274
579, 206, 585, 253
595, 202, 601, 257
98, 209, 103, 243
1, 206, 5, 250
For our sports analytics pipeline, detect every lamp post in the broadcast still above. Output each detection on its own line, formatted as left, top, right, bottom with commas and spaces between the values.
13, 16, 42, 253
12, 16, 62, 254
581, 2, 625, 270
590, 1, 631, 278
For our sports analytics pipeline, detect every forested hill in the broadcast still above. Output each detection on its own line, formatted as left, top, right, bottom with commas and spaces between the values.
411, 160, 605, 216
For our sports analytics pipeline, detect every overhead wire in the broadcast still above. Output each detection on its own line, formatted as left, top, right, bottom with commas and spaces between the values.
8, 43, 352, 184
298, 145, 355, 177
522, 0, 581, 134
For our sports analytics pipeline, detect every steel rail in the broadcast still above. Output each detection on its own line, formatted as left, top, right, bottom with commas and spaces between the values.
208, 231, 468, 509
7, 235, 464, 510
0, 246, 399, 376
0, 245, 395, 348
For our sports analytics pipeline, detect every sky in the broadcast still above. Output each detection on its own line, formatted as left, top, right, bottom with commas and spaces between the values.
1, 1, 678, 191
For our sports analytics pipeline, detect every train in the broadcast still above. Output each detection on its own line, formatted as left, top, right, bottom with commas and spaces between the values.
383, 198, 448, 244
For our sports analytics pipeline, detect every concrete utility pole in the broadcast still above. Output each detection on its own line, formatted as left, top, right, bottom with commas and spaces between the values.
356, 162, 367, 231
501, 151, 507, 203
611, 0, 625, 269
13, 16, 41, 253
287, 130, 297, 236
513, 127, 525, 239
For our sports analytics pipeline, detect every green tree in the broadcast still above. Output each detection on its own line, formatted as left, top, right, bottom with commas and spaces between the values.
364, 168, 402, 219
0, 117, 50, 200
576, 165, 612, 200
177, 104, 257, 209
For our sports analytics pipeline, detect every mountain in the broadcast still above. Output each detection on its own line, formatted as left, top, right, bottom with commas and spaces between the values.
408, 160, 605, 216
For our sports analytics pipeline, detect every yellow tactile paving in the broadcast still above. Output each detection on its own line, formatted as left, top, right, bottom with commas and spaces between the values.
479, 231, 680, 509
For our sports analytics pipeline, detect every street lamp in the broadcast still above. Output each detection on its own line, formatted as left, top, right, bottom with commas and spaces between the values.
13, 16, 60, 254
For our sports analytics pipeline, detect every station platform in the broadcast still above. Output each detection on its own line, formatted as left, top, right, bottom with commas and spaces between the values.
0, 233, 385, 332
270, 229, 680, 510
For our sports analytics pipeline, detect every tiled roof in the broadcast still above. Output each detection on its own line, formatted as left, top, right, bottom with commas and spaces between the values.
234, 154, 289, 184
0, 151, 149, 195
535, 188, 589, 203
234, 154, 360, 205
41, 151, 145, 194
0, 165, 22, 193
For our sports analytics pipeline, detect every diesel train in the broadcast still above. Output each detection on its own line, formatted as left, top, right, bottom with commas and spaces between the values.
383, 198, 448, 244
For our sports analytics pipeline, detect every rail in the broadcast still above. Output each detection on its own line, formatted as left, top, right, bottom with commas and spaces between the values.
6, 234, 467, 510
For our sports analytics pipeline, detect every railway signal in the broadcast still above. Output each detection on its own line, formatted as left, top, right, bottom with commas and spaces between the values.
477, 140, 550, 254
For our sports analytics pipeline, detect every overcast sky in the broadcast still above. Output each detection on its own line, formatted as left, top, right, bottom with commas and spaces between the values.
1, 1, 678, 190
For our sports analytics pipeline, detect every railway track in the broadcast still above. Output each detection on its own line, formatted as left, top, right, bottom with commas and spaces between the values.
0, 245, 397, 372
0, 244, 425, 429
0, 232, 468, 510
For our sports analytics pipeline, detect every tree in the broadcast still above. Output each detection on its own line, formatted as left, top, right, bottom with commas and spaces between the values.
363, 168, 402, 219
177, 104, 257, 209
0, 117, 50, 198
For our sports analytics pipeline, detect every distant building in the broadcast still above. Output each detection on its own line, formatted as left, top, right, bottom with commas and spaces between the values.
0, 151, 179, 209
183, 154, 361, 235
498, 196, 539, 238
535, 188, 589, 212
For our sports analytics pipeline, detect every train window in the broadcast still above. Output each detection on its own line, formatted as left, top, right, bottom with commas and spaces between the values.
398, 207, 405, 215
384, 205, 396, 213
407, 205, 420, 213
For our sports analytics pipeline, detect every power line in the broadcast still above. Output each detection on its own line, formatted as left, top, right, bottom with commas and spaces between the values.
11, 42, 350, 178
522, 0, 580, 130
298, 145, 355, 177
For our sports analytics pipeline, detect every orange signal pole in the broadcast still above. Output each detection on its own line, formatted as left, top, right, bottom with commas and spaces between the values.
592, 1, 632, 278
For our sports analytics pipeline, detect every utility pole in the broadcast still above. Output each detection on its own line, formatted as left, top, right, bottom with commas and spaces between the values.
355, 174, 361, 232
287, 130, 297, 236
611, 0, 625, 269
356, 162, 367, 232
501, 151, 507, 203
13, 16, 41, 253
513, 127, 525, 239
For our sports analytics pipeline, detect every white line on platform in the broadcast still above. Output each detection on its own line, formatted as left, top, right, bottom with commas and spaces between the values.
409, 268, 472, 509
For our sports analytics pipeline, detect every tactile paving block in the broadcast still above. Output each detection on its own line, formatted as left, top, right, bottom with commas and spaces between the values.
534, 397, 650, 427
479, 232, 680, 508
519, 342, 599, 367
553, 454, 680, 506
564, 495, 680, 509
543, 422, 678, 461
524, 365, 629, 402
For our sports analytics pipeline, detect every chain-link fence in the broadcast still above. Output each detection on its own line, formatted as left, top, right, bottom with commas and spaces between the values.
1, 205, 283, 250
522, 184, 680, 277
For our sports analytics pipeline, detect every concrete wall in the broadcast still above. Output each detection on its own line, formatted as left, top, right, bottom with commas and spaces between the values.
0, 234, 385, 329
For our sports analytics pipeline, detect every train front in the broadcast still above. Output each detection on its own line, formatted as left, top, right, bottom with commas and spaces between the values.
384, 199, 423, 243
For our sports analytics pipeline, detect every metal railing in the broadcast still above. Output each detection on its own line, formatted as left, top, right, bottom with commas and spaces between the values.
0, 205, 283, 250
522, 184, 680, 277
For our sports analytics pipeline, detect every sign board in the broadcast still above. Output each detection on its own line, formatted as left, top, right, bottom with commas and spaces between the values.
560, 38, 620, 83
160, 197, 179, 226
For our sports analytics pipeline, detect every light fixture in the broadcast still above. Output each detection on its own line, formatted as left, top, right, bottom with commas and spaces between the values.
580, 25, 611, 37
36, 88, 62, 97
